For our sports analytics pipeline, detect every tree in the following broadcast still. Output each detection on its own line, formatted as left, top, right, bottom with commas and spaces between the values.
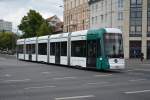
37, 21, 53, 36
0, 32, 17, 51
18, 9, 45, 38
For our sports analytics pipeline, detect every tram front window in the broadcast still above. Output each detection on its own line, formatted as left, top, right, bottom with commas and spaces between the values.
104, 33, 124, 58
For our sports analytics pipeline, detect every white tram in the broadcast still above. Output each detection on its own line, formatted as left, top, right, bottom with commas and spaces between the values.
17, 28, 125, 70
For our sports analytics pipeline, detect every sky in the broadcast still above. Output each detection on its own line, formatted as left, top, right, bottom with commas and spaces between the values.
0, 0, 63, 32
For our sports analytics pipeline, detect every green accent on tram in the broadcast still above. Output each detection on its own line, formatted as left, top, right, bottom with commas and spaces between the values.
87, 28, 110, 70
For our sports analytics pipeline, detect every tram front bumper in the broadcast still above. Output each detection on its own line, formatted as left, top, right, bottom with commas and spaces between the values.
109, 59, 125, 70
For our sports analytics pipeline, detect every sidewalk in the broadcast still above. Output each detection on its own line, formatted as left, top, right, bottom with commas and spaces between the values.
126, 59, 150, 64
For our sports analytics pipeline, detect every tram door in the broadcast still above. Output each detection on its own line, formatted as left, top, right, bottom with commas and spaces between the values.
55, 42, 60, 64
29, 44, 32, 61
87, 40, 99, 68
147, 41, 150, 59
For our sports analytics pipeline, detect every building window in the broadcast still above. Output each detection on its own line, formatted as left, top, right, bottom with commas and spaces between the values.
92, 17, 94, 25
131, 0, 137, 5
147, 0, 150, 36
95, 16, 97, 24
129, 0, 142, 37
101, 0, 104, 10
101, 15, 104, 22
129, 41, 141, 58
118, 0, 123, 8
75, 0, 76, 7
96, 4, 98, 12
118, 12, 123, 20
118, 26, 123, 31
92, 4, 94, 11
105, 14, 107, 22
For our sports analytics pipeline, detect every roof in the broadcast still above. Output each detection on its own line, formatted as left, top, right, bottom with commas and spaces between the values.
46, 15, 62, 22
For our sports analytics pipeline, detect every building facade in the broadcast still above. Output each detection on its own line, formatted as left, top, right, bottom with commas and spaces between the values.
63, 0, 89, 32
89, 0, 150, 59
0, 19, 12, 32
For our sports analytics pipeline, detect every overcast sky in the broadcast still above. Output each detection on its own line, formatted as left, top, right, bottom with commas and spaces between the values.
0, 0, 63, 32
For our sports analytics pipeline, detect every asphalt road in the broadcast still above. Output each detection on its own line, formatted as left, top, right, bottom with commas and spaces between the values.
0, 55, 150, 100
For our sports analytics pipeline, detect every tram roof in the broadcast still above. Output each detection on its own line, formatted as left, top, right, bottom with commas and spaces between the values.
17, 39, 25, 42
104, 28, 122, 34
38, 35, 49, 40
71, 30, 88, 36
50, 32, 69, 39
25, 37, 37, 41
17, 39, 25, 44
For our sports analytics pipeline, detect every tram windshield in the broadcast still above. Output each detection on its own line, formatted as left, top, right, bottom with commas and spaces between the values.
104, 33, 124, 58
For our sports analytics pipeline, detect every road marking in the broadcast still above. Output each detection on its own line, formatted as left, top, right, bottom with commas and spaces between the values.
125, 90, 150, 94
41, 72, 51, 74
127, 70, 134, 72
135, 69, 150, 71
127, 69, 150, 72
4, 74, 12, 77
24, 85, 56, 90
128, 72, 143, 75
3, 79, 30, 83
87, 82, 109, 85
53, 77, 77, 80
129, 79, 147, 82
55, 95, 95, 100
94, 74, 112, 77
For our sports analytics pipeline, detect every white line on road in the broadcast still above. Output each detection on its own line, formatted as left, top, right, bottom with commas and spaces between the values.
129, 79, 147, 82
126, 70, 134, 72
127, 69, 150, 72
4, 74, 12, 77
135, 68, 150, 72
53, 77, 77, 80
128, 72, 143, 75
41, 72, 51, 74
94, 74, 112, 77
87, 82, 109, 85
3, 79, 31, 83
55, 95, 95, 100
125, 90, 150, 94
24, 85, 56, 90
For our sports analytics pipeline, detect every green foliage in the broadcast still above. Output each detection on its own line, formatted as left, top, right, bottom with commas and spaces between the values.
18, 9, 50, 38
0, 32, 17, 51
37, 21, 53, 36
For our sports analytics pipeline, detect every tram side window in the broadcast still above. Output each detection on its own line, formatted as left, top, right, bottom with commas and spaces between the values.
26, 44, 35, 54
87, 39, 101, 58
38, 43, 47, 55
50, 43, 55, 55
18, 45, 23, 53
26, 44, 30, 54
71, 40, 86, 57
31, 44, 35, 54
61, 42, 67, 56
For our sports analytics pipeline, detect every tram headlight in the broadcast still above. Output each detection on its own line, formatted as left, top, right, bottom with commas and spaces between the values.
100, 58, 103, 61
